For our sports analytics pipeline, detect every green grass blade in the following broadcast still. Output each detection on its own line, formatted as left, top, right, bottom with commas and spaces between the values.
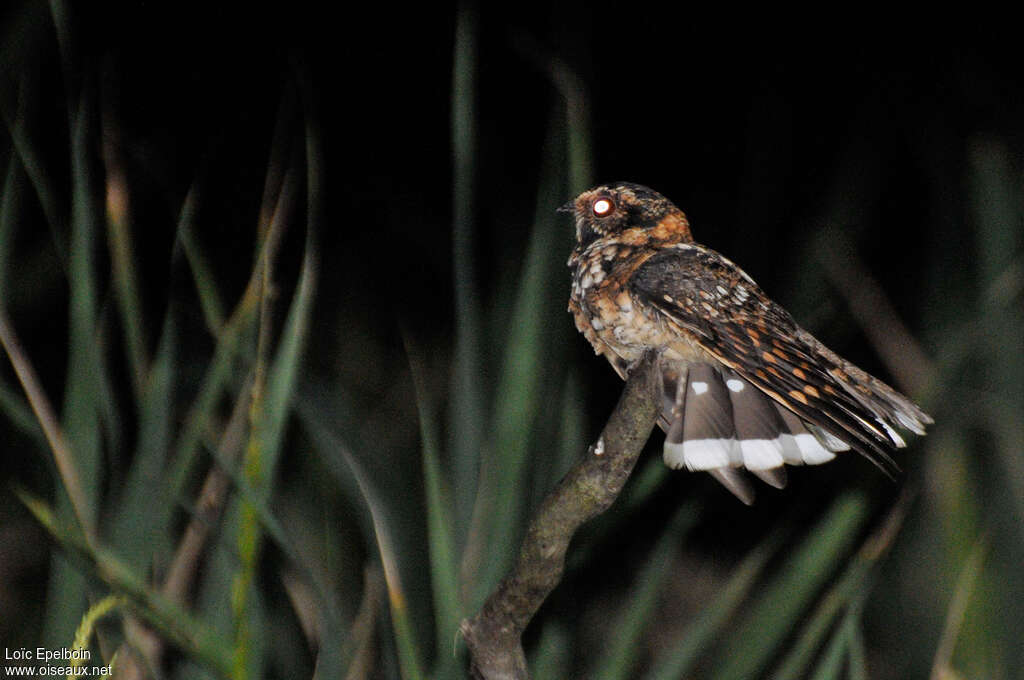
558, 57, 592, 196
170, 160, 298, 502
530, 621, 571, 680
771, 493, 909, 680
335, 567, 383, 680
103, 142, 149, 398
173, 161, 302, 680
46, 0, 75, 114
592, 502, 700, 680
16, 488, 233, 678
167, 268, 259, 500
294, 387, 375, 540
930, 534, 990, 680
179, 408, 348, 679
389, 592, 427, 680
0, 380, 46, 445
707, 491, 871, 680
542, 372, 587, 506
845, 607, 868, 680
297, 399, 428, 680
250, 185, 316, 484
619, 456, 669, 511
772, 559, 882, 680
969, 139, 1024, 530
969, 139, 1018, 287
106, 303, 177, 572
177, 182, 226, 334
62, 87, 103, 517
0, 160, 44, 446
43, 85, 104, 647
0, 83, 67, 264
468, 117, 566, 605
772, 587, 858, 680
230, 101, 326, 665
406, 337, 461, 662
807, 625, 847, 680
0, 156, 19, 302
643, 527, 786, 680
449, 1, 486, 545
232, 161, 310, 679
804, 597, 872, 680
0, 307, 90, 529
106, 177, 234, 596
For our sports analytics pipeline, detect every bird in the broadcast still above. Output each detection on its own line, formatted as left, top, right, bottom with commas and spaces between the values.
563, 181, 932, 503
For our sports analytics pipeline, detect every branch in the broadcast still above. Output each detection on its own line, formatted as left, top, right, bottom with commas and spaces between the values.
461, 351, 662, 679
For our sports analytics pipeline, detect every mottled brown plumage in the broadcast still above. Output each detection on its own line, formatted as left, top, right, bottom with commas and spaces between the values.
564, 182, 932, 503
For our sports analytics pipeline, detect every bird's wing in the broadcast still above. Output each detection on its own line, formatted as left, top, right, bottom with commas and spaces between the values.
630, 244, 930, 476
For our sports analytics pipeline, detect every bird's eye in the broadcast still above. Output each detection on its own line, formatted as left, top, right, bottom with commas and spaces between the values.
592, 197, 615, 217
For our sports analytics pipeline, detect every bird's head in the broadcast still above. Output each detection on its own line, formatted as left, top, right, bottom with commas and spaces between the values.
560, 182, 692, 249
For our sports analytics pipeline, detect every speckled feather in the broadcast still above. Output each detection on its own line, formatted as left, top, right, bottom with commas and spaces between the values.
566, 182, 932, 500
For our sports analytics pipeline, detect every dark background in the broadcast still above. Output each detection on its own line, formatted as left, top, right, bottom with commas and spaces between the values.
5, 5, 1017, 350
2, 3, 1022, 678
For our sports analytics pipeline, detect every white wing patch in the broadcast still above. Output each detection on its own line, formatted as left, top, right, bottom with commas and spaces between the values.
782, 433, 837, 465
725, 378, 745, 392
664, 438, 736, 471
739, 439, 785, 470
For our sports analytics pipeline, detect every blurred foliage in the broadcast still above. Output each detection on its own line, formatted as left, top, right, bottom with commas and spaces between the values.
1, 3, 1022, 679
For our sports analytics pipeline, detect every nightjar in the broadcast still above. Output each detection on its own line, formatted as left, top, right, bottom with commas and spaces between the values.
564, 182, 932, 503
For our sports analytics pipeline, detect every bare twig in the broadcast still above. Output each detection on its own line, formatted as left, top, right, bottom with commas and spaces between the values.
461, 351, 661, 679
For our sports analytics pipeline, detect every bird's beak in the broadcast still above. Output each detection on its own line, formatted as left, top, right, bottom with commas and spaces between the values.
556, 200, 575, 214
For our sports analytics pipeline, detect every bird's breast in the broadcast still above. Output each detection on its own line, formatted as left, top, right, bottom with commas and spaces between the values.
569, 243, 706, 365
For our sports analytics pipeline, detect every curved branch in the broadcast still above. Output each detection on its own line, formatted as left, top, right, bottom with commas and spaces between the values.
461, 351, 661, 679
